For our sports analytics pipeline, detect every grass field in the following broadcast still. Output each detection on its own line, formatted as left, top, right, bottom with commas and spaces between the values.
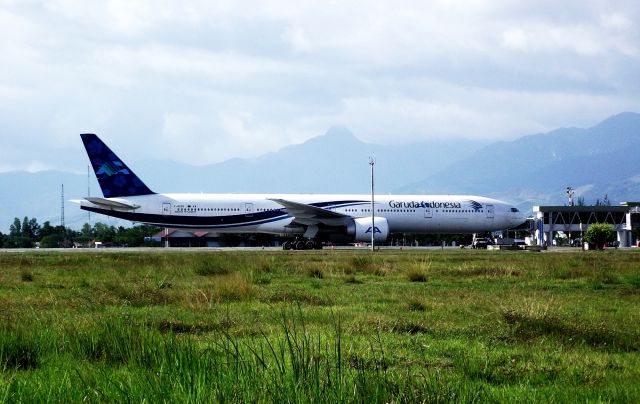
0, 249, 639, 402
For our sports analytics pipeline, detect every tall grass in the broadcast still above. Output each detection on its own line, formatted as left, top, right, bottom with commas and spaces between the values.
0, 250, 638, 402
0, 310, 464, 402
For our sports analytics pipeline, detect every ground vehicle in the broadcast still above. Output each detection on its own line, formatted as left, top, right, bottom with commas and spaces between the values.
472, 237, 493, 249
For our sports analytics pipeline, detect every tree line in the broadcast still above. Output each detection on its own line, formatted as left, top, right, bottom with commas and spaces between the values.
0, 217, 161, 248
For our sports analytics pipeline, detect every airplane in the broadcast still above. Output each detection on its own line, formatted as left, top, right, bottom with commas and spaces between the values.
74, 133, 526, 249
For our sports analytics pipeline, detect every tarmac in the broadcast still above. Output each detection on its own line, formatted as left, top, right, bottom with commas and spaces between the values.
1, 246, 636, 253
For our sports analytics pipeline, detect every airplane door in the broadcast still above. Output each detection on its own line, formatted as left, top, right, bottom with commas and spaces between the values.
245, 203, 254, 217
486, 204, 494, 219
424, 206, 433, 218
162, 202, 171, 216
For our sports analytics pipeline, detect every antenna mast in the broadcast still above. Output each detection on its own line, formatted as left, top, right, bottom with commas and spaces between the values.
369, 156, 375, 252
61, 184, 65, 227
87, 165, 91, 223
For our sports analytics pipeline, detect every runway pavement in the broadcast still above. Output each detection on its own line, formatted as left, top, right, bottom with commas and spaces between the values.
2, 246, 634, 253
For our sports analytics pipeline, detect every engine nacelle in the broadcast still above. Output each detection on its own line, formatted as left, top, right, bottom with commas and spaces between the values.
346, 217, 390, 243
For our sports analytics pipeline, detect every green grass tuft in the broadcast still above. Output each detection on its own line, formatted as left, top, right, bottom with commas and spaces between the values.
0, 329, 40, 370
308, 268, 324, 279
194, 261, 230, 276
344, 275, 363, 284
406, 268, 428, 282
406, 299, 426, 311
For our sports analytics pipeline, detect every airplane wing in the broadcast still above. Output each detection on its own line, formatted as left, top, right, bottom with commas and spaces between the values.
269, 199, 352, 226
83, 197, 140, 210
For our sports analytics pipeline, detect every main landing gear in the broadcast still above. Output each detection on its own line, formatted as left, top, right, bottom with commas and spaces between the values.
282, 239, 323, 250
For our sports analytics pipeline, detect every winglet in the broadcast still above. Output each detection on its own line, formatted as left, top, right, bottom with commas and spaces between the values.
81, 133, 155, 198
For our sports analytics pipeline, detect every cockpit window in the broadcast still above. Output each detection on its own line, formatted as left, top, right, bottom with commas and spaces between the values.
511, 208, 519, 212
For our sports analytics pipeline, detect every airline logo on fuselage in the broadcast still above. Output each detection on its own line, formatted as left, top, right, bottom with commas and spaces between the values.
388, 200, 483, 211
468, 200, 483, 212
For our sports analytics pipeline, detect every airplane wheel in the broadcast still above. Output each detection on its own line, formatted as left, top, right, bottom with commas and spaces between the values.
305, 241, 315, 250
295, 241, 306, 250
283, 241, 292, 250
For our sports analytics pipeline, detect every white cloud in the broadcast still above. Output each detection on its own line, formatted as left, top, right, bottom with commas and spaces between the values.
0, 0, 638, 171
600, 12, 631, 31
502, 28, 529, 50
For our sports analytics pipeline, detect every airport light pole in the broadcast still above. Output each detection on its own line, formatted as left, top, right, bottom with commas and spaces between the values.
566, 186, 574, 206
369, 156, 375, 252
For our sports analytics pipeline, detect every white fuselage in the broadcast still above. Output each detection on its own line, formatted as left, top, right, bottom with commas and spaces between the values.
80, 193, 526, 235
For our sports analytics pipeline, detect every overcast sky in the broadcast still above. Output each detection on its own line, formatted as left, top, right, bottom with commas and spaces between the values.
1, 0, 638, 172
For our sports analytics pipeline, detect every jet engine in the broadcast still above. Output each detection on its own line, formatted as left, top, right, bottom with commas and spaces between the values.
346, 217, 390, 242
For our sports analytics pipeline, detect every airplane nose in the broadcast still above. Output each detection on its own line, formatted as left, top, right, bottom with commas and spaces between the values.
513, 212, 526, 227
508, 206, 526, 227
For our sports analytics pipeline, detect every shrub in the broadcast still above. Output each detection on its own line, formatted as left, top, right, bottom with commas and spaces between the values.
584, 223, 616, 250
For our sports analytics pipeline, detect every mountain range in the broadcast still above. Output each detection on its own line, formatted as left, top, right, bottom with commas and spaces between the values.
401, 111, 640, 209
132, 126, 482, 195
1, 112, 638, 232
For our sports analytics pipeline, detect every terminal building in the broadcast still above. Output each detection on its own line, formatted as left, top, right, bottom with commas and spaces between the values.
532, 202, 640, 247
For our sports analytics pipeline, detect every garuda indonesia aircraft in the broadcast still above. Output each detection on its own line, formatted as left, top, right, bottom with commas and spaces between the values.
76, 134, 526, 249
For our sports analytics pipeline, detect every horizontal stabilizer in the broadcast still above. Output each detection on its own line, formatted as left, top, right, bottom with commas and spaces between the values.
84, 197, 140, 210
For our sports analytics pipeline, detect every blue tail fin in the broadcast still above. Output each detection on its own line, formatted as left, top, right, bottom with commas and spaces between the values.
81, 133, 155, 198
